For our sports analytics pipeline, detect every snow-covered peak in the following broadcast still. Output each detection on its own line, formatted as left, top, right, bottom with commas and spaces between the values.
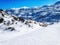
20, 6, 30, 9
54, 1, 60, 5
11, 8, 20, 10
33, 6, 39, 8
0, 10, 48, 32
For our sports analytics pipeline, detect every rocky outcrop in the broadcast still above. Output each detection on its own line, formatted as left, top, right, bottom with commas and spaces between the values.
5, 27, 15, 31
0, 9, 48, 31
0, 18, 4, 23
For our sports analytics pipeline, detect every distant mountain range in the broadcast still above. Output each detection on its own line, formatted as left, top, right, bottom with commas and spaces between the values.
0, 9, 47, 31
5, 1, 60, 23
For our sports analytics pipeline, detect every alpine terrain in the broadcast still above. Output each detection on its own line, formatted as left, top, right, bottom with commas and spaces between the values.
0, 1, 60, 45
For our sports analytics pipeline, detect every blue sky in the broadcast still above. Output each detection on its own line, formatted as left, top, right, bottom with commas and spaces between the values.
0, 0, 58, 9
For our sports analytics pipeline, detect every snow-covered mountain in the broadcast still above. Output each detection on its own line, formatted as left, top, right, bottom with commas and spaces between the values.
0, 10, 60, 45
0, 1, 60, 45
0, 9, 48, 43
5, 1, 60, 23
0, 9, 47, 32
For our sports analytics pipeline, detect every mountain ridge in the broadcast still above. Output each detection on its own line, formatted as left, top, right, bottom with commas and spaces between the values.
4, 1, 60, 23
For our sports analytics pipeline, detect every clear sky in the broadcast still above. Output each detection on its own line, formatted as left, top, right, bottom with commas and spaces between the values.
0, 0, 59, 9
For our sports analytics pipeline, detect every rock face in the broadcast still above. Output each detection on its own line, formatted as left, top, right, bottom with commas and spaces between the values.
0, 18, 4, 23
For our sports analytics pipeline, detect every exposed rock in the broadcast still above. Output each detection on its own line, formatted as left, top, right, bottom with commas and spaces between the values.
12, 16, 18, 21
2, 14, 4, 17
11, 19, 15, 24
18, 17, 25, 22
0, 18, 4, 23
5, 27, 15, 31
25, 20, 32, 25
34, 21, 37, 24
39, 23, 48, 27
0, 9, 3, 13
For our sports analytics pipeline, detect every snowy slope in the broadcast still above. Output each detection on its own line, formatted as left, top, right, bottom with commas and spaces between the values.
0, 1, 60, 45
0, 22, 60, 45
0, 9, 47, 42
0, 10, 45, 32
0, 9, 48, 45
